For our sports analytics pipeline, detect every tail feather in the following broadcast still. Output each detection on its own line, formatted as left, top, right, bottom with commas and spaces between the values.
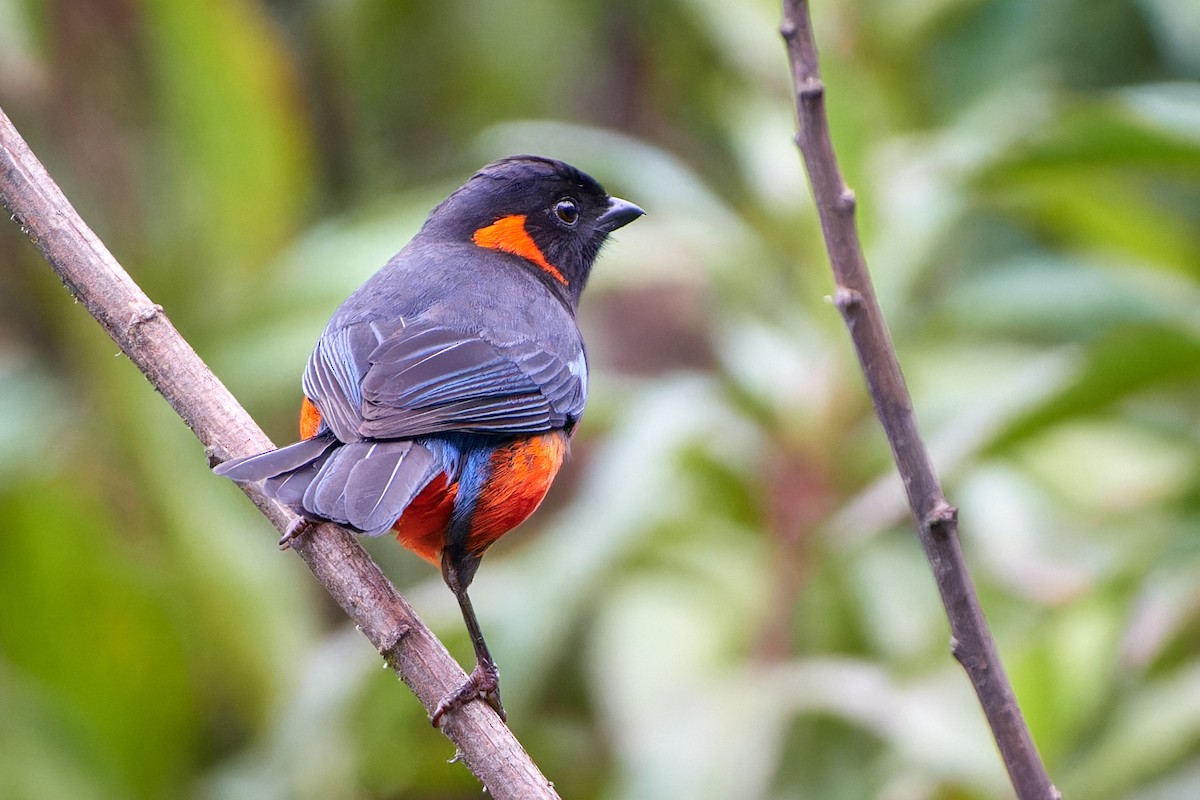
215, 435, 338, 482
300, 440, 440, 535
347, 442, 439, 534
215, 435, 442, 536
305, 445, 356, 525
264, 459, 326, 508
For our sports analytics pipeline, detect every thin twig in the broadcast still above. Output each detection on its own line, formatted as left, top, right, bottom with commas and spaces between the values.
0, 104, 558, 800
779, 4, 1060, 799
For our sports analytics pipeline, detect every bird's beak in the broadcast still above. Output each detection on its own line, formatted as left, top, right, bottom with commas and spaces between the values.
596, 197, 645, 232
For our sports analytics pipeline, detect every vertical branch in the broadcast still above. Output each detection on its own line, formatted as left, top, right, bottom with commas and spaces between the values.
0, 104, 558, 800
779, 4, 1059, 799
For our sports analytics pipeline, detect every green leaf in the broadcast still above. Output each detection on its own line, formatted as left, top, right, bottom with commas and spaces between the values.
988, 325, 1200, 451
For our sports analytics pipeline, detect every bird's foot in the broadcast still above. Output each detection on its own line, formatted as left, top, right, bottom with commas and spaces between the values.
431, 660, 505, 727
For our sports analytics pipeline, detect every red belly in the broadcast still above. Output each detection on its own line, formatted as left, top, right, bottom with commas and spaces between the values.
466, 431, 568, 553
394, 475, 457, 565
394, 431, 567, 565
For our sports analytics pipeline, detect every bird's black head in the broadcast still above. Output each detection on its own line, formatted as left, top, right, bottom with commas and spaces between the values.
420, 155, 643, 307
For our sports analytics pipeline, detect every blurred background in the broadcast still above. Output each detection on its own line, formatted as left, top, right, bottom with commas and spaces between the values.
1, 0, 1199, 797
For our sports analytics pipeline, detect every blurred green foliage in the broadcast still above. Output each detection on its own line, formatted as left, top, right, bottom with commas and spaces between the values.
2, 0, 1199, 797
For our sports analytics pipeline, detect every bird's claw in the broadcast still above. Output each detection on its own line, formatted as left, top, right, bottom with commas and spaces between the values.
431, 660, 505, 727
278, 518, 312, 550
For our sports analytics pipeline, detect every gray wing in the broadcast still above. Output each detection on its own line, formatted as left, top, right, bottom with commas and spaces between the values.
302, 318, 586, 442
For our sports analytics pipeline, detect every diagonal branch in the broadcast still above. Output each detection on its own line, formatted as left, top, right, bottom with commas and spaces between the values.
0, 104, 558, 800
779, 3, 1060, 799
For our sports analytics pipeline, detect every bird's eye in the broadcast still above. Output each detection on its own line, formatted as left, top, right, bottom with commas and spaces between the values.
554, 198, 579, 226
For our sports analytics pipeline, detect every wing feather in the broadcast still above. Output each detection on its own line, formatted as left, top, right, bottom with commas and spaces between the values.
357, 322, 583, 438
302, 324, 381, 442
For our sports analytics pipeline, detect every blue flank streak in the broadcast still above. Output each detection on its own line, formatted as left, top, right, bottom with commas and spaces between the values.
420, 433, 497, 551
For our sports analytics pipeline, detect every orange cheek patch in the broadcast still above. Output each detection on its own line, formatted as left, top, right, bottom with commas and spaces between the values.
472, 214, 569, 286
299, 397, 323, 439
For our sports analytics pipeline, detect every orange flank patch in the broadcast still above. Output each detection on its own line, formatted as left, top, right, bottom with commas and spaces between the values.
467, 431, 567, 556
299, 397, 322, 438
394, 475, 457, 566
471, 214, 569, 286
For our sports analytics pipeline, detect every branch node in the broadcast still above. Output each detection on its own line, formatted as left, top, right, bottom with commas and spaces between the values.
10, 210, 32, 239
798, 77, 824, 101
127, 303, 163, 338
924, 499, 958, 537
832, 286, 862, 312
949, 635, 988, 675
204, 444, 223, 469
379, 627, 413, 668
836, 187, 856, 212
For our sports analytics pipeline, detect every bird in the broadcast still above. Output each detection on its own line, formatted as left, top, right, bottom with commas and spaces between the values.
214, 155, 643, 725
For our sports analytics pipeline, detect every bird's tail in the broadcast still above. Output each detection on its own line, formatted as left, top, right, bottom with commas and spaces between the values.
215, 434, 442, 536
